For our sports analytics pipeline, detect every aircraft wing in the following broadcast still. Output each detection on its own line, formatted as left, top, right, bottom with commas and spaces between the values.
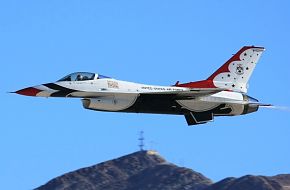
141, 88, 225, 99
67, 88, 225, 99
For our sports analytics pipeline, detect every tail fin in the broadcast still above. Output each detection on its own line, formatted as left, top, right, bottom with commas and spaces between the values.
175, 46, 265, 93
207, 46, 265, 93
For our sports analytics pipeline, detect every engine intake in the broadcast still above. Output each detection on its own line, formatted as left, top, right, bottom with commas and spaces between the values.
82, 95, 138, 112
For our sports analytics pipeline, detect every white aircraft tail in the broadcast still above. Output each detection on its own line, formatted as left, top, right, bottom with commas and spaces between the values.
207, 46, 265, 93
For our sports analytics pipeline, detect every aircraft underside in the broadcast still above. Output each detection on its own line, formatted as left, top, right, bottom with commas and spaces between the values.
122, 94, 232, 115
82, 93, 257, 125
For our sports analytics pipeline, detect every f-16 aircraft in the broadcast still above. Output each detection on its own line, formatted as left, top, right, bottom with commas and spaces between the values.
14, 46, 271, 125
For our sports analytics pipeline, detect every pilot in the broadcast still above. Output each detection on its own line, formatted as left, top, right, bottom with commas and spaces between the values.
76, 74, 83, 81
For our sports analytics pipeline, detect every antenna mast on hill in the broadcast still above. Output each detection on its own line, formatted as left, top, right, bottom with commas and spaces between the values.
138, 131, 145, 151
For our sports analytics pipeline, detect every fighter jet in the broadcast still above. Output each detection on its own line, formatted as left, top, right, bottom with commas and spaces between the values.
14, 46, 271, 125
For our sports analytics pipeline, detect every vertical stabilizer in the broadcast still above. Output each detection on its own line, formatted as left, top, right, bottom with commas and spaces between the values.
207, 46, 265, 93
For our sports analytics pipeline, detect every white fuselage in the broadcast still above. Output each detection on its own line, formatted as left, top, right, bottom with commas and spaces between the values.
37, 78, 244, 116
15, 46, 265, 126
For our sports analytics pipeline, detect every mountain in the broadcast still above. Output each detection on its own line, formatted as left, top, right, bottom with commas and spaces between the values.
35, 150, 212, 190
35, 150, 290, 190
205, 174, 290, 190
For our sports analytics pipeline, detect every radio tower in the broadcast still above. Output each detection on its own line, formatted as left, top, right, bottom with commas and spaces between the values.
138, 131, 145, 151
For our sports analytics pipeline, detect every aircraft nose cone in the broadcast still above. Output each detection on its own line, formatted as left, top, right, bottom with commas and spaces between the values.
15, 87, 42, 96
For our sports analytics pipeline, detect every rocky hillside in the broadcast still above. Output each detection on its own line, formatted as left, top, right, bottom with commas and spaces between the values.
205, 175, 290, 190
35, 150, 212, 190
35, 151, 290, 190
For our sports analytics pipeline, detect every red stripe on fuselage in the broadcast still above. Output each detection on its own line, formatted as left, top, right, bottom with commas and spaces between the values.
174, 80, 216, 88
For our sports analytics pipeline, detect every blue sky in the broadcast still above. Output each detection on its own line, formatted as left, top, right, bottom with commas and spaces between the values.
1, 0, 290, 189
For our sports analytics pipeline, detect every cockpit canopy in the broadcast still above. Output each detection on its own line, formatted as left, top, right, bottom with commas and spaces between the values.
57, 72, 111, 82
